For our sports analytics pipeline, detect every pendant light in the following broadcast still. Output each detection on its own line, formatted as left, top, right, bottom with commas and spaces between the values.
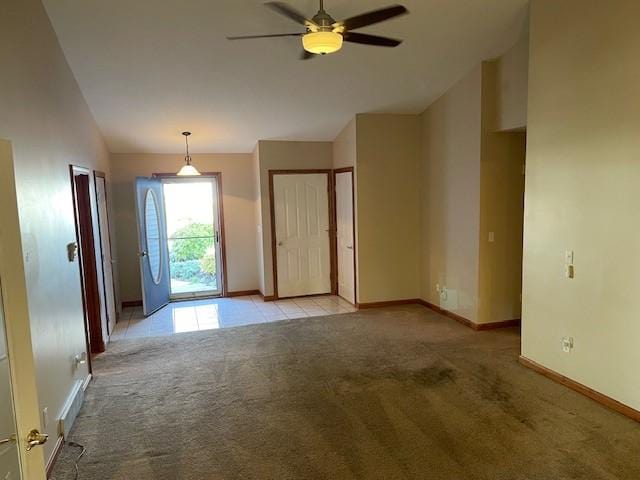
176, 131, 201, 176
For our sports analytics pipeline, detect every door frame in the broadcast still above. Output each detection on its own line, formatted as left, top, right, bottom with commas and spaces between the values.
93, 171, 118, 331
333, 167, 357, 305
268, 169, 336, 300
70, 165, 105, 358
153, 172, 229, 298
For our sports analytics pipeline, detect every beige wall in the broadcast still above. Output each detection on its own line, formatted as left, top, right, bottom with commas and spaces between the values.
494, 32, 529, 132
251, 144, 266, 295
332, 119, 357, 170
255, 140, 334, 297
332, 120, 359, 299
110, 154, 259, 301
420, 66, 483, 321
477, 62, 527, 324
356, 114, 422, 304
0, 0, 111, 464
522, 0, 640, 410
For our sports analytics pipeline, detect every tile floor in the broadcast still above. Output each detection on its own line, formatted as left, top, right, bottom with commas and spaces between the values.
110, 295, 357, 340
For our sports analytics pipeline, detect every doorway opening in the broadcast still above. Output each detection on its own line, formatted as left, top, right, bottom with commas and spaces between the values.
135, 173, 227, 316
70, 166, 107, 359
334, 167, 356, 305
162, 177, 224, 299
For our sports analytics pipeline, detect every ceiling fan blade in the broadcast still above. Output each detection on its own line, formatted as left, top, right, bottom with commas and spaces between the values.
337, 5, 408, 31
301, 50, 315, 60
265, 2, 317, 28
227, 33, 304, 40
343, 32, 402, 47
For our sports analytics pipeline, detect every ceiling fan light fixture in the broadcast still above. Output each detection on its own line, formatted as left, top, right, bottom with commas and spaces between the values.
176, 131, 201, 176
302, 31, 343, 55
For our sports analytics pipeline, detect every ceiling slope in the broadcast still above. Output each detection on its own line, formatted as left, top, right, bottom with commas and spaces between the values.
43, 0, 528, 153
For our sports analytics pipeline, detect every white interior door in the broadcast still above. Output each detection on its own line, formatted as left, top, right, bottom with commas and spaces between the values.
273, 173, 331, 298
94, 175, 117, 334
0, 289, 22, 479
335, 171, 355, 304
0, 139, 47, 479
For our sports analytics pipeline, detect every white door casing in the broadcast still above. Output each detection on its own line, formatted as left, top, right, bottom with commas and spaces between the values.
335, 171, 355, 304
273, 173, 331, 298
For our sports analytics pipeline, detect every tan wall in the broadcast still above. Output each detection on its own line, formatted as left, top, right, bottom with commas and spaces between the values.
420, 66, 483, 321
332, 119, 357, 170
522, 0, 640, 410
0, 0, 111, 463
355, 114, 421, 304
256, 140, 333, 297
494, 32, 529, 132
110, 154, 259, 302
251, 144, 266, 295
476, 62, 527, 325
332, 120, 359, 298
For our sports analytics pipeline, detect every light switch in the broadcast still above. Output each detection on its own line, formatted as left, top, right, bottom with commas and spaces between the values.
565, 250, 574, 265
488, 232, 495, 243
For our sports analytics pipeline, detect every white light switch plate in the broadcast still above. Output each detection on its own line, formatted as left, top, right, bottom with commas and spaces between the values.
565, 250, 574, 264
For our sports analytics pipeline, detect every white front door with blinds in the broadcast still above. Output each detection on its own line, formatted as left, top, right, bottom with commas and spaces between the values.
335, 171, 355, 304
273, 173, 331, 298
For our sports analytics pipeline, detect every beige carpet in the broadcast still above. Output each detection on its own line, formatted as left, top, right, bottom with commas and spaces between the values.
51, 305, 640, 479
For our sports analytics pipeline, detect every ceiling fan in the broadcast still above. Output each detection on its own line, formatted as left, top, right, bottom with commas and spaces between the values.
227, 1, 409, 59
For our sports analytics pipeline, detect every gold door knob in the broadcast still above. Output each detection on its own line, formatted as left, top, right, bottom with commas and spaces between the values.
25, 429, 48, 451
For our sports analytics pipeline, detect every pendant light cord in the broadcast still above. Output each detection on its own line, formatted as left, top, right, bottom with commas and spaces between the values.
183, 132, 192, 165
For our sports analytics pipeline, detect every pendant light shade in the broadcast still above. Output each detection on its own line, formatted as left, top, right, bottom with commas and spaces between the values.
176, 131, 201, 176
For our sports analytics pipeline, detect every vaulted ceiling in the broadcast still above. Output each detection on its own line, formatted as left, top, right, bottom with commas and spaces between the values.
43, 0, 528, 153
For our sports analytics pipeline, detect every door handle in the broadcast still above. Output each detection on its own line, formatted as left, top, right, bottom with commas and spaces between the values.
138, 251, 147, 257
346, 245, 353, 250
0, 434, 16, 446
25, 429, 48, 451
277, 241, 284, 247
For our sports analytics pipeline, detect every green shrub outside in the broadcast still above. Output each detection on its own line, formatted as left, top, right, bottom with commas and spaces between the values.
171, 223, 214, 262
169, 222, 216, 285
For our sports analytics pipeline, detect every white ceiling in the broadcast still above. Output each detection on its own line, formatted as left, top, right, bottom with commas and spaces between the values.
43, 0, 529, 154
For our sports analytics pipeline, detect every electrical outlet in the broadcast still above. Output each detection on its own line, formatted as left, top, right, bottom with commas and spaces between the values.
42, 407, 49, 428
565, 264, 575, 279
561, 337, 574, 353
435, 283, 440, 293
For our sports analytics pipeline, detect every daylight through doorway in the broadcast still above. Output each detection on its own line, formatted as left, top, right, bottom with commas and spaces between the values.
163, 177, 223, 299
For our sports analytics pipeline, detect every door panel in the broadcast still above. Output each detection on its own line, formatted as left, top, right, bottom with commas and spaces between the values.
336, 171, 355, 304
135, 177, 170, 315
0, 289, 21, 480
72, 172, 105, 354
210, 177, 224, 296
274, 174, 331, 298
95, 175, 117, 334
